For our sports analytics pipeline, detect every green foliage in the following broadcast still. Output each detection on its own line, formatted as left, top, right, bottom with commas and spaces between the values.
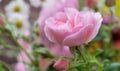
47, 64, 58, 71
33, 47, 55, 58
0, 64, 5, 71
93, 49, 103, 57
104, 63, 120, 71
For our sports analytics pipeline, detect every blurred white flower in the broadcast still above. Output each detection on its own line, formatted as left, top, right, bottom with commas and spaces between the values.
29, 0, 47, 8
42, 0, 55, 8
0, 0, 2, 2
7, 14, 30, 36
5, 0, 30, 16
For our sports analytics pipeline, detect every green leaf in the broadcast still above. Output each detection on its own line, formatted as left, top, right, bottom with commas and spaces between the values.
103, 63, 120, 71
107, 49, 117, 58
93, 49, 103, 57
0, 64, 5, 71
34, 48, 55, 58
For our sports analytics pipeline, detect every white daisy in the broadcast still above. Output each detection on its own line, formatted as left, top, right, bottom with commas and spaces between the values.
5, 0, 30, 16
7, 14, 30, 36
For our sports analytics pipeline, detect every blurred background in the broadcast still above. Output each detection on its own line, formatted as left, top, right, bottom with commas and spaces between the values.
0, 0, 120, 71
0, 0, 41, 67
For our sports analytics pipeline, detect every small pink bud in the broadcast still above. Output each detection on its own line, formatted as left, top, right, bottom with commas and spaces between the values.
54, 59, 69, 71
86, 0, 98, 8
113, 40, 120, 50
0, 17, 5, 27
39, 59, 52, 71
18, 39, 29, 49
102, 17, 110, 25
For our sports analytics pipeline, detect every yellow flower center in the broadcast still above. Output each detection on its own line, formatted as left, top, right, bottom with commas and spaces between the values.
34, 28, 39, 35
15, 20, 23, 28
13, 5, 21, 12
41, 0, 46, 2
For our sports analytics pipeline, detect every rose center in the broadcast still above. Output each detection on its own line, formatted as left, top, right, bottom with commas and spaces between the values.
15, 20, 23, 28
13, 5, 21, 12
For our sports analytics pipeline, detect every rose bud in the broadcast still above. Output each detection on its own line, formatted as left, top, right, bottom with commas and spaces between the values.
105, 0, 116, 7
54, 59, 69, 71
0, 17, 5, 28
86, 0, 98, 8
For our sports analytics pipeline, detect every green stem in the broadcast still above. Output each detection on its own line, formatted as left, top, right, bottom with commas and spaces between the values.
0, 45, 4, 49
0, 34, 19, 51
0, 37, 20, 51
78, 45, 91, 71
78, 45, 89, 63
5, 28, 33, 63
70, 45, 104, 71
4, 44, 19, 51
69, 46, 89, 71
80, 45, 104, 71
0, 61, 13, 71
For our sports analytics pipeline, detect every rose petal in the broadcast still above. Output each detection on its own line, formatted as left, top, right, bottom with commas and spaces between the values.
44, 21, 71, 44
87, 13, 103, 42
63, 24, 91, 46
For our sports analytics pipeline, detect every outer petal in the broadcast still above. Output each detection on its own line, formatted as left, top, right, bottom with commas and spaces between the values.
62, 46, 71, 56
73, 12, 102, 43
63, 25, 91, 46
86, 13, 103, 42
49, 45, 71, 56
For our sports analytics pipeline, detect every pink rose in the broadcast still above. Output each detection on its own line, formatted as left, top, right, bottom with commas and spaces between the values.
44, 8, 103, 46
38, 0, 78, 47
37, 0, 78, 56
54, 59, 69, 71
